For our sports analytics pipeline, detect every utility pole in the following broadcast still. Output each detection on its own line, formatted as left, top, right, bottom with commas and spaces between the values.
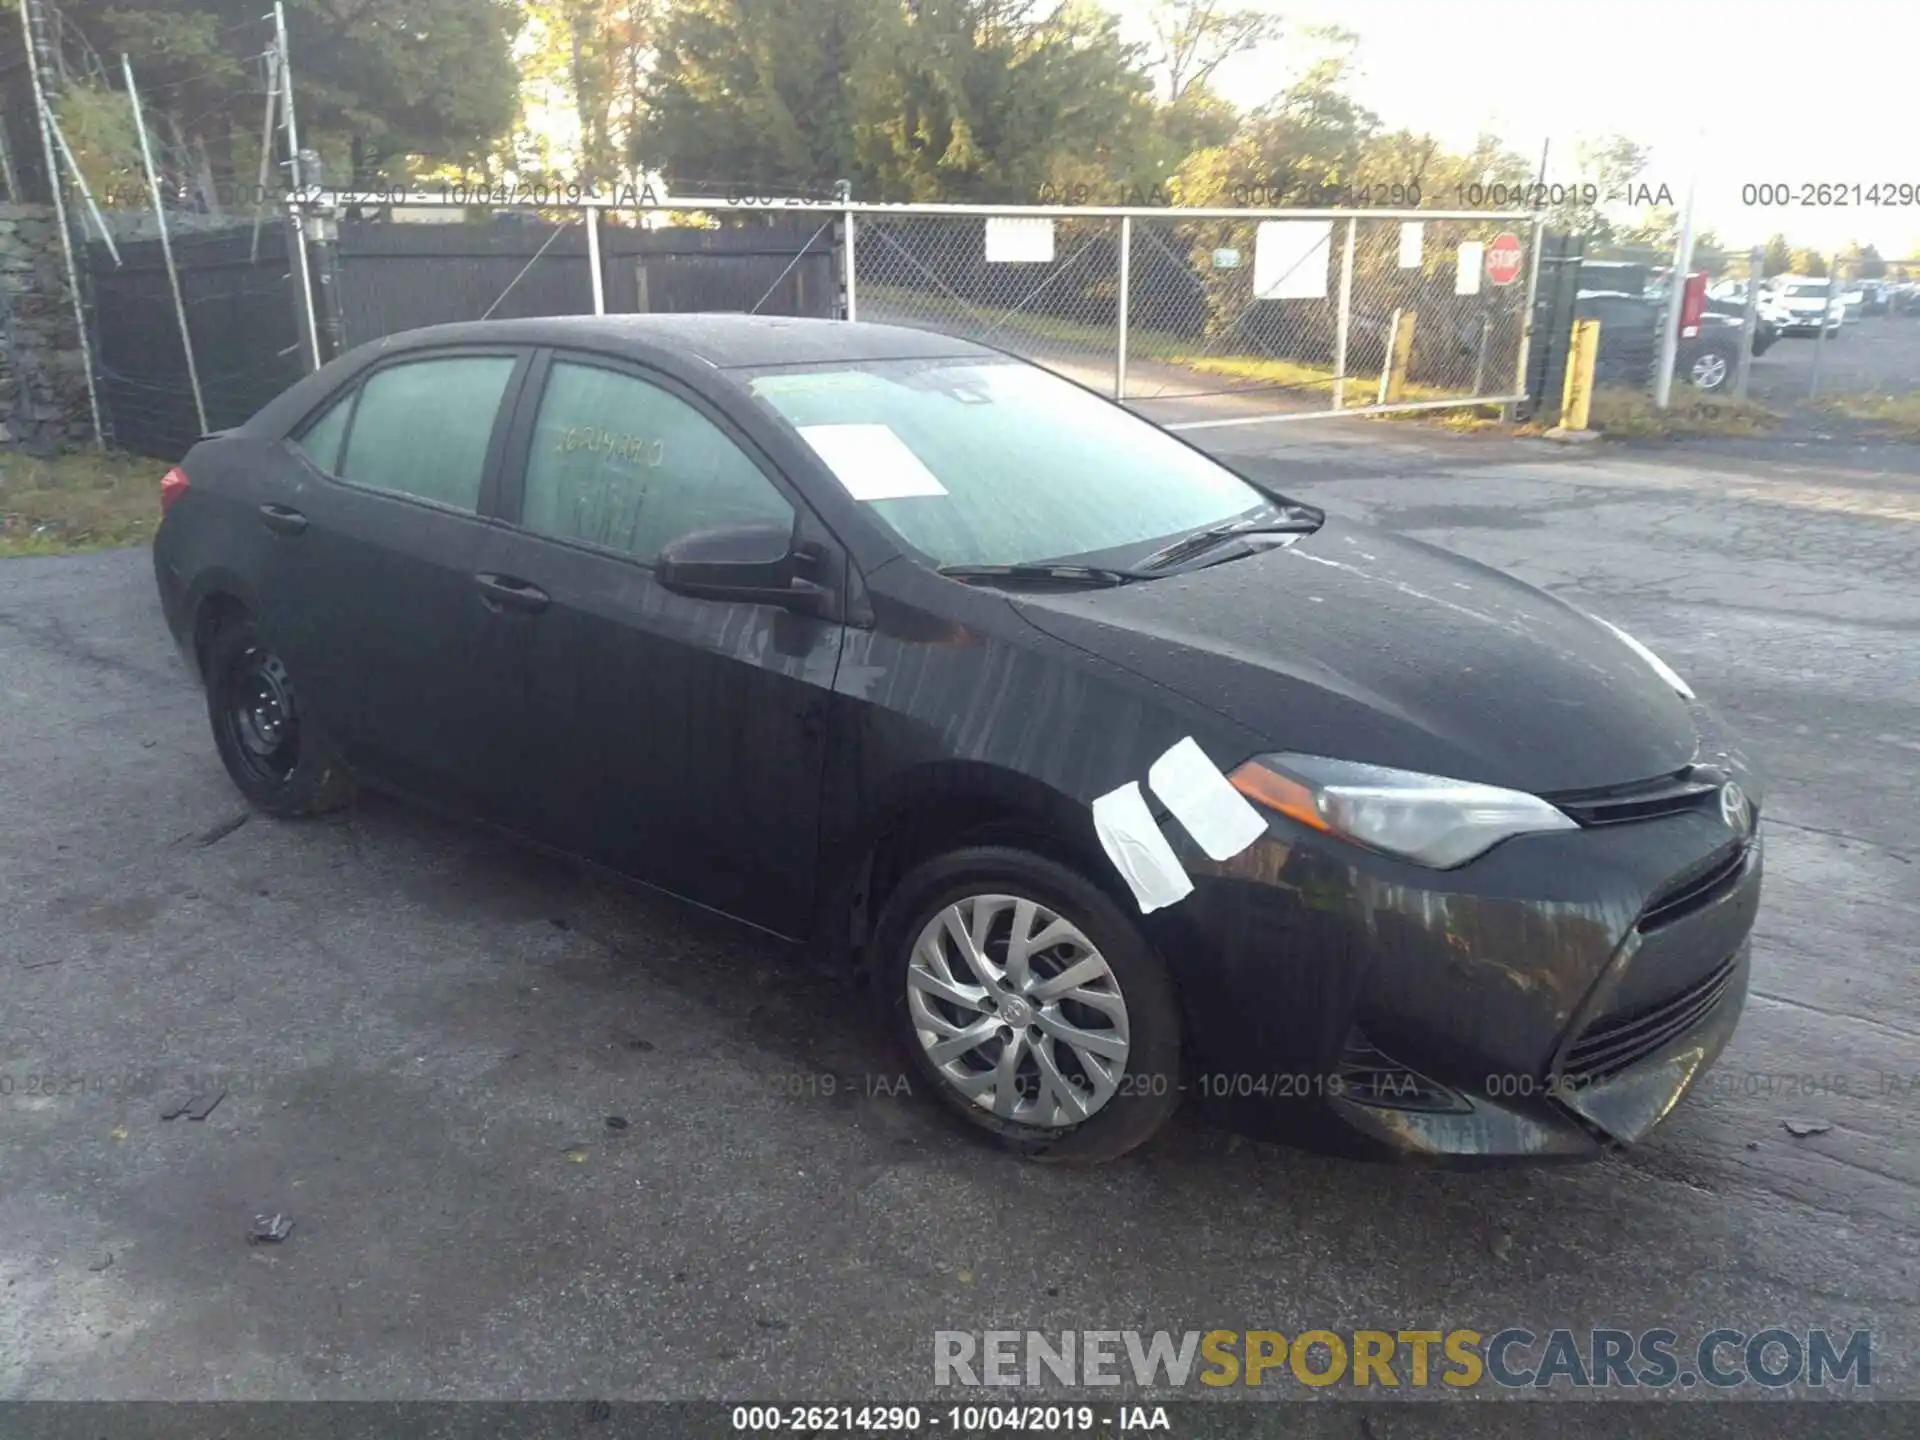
1653, 166, 1698, 410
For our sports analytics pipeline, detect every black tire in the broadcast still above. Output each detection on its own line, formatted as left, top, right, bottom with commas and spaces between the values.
871, 844, 1182, 1164
204, 618, 354, 817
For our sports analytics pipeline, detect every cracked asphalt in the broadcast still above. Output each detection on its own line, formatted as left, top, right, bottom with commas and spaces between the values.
1, 423, 1916, 1419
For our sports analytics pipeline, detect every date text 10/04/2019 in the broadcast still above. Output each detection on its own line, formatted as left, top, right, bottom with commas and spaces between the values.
729, 1406, 1172, 1431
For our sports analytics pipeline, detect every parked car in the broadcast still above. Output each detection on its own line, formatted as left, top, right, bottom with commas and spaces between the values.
1576, 290, 1749, 391
152, 315, 1762, 1165
1840, 285, 1867, 319
1855, 281, 1890, 316
1766, 276, 1845, 336
1708, 278, 1794, 332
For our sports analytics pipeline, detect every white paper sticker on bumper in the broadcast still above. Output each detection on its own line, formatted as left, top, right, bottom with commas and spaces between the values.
1147, 736, 1269, 862
1091, 782, 1194, 914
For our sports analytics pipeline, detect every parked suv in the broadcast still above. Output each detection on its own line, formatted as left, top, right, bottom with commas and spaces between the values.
1576, 290, 1747, 393
1767, 277, 1845, 337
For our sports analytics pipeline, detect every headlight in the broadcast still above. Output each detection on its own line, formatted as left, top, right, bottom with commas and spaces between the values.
1227, 754, 1577, 869
1591, 616, 1694, 699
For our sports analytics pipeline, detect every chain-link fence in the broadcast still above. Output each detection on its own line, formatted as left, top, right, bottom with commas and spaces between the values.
849, 205, 1544, 426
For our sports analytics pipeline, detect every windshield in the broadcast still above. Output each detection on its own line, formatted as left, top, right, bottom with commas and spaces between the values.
1781, 282, 1827, 297
742, 357, 1273, 568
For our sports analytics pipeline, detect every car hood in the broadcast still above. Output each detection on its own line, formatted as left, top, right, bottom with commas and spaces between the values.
1012, 518, 1699, 795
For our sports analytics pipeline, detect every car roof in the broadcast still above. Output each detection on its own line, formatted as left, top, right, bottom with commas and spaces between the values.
349, 314, 992, 370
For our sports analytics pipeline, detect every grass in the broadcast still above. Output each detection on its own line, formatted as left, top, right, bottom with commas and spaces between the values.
1581, 388, 1782, 440
0, 447, 163, 557
1818, 391, 1920, 441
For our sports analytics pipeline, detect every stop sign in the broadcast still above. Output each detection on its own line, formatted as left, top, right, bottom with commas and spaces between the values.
1486, 231, 1524, 286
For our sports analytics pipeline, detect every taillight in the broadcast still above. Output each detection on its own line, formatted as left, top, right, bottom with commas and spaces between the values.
160, 466, 190, 514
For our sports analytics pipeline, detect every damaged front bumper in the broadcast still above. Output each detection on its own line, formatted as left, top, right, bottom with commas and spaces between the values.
1151, 779, 1763, 1162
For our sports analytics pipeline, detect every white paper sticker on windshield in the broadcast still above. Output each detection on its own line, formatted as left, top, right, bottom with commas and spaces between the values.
1091, 782, 1194, 915
1147, 737, 1269, 862
797, 424, 948, 501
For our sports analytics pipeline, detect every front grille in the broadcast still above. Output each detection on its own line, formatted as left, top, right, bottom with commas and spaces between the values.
1548, 770, 1722, 827
1563, 954, 1739, 1082
1337, 1033, 1473, 1114
1637, 841, 1750, 933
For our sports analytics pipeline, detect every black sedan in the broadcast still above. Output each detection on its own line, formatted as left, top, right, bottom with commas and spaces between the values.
152, 316, 1762, 1164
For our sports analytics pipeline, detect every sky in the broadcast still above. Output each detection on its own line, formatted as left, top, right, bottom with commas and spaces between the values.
1109, 0, 1919, 259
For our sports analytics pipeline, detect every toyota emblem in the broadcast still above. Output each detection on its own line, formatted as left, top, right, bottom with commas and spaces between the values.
1720, 782, 1751, 835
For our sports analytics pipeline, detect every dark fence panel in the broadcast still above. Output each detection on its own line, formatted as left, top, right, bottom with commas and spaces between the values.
84, 214, 845, 458
1522, 232, 1585, 423
603, 221, 838, 318
330, 216, 839, 350
329, 217, 598, 348
87, 222, 306, 461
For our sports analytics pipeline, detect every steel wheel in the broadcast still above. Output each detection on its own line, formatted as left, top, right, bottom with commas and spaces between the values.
1689, 351, 1729, 390
906, 892, 1131, 1129
215, 642, 301, 786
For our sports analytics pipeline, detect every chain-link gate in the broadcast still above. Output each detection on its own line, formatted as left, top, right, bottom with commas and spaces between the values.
847, 203, 1543, 428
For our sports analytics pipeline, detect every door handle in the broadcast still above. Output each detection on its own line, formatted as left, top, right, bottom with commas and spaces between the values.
474, 572, 550, 614
258, 503, 308, 536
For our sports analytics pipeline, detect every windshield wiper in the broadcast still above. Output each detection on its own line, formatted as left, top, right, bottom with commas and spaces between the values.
1136, 510, 1323, 573
937, 563, 1151, 588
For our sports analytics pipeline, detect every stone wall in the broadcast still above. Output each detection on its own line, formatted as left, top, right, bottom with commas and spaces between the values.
0, 202, 94, 449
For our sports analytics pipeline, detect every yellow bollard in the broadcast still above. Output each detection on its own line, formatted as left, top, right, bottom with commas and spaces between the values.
1559, 318, 1599, 431
1383, 309, 1417, 405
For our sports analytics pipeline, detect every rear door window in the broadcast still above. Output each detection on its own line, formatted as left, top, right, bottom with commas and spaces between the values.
336, 356, 518, 514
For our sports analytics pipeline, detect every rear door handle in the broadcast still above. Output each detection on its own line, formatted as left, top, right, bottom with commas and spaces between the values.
258, 503, 308, 536
474, 572, 550, 614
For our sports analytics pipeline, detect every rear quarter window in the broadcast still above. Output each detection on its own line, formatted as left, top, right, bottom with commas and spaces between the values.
292, 392, 353, 473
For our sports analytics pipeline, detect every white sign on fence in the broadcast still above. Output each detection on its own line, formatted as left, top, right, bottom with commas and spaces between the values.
985, 216, 1055, 263
1253, 221, 1332, 300
1455, 241, 1484, 296
1398, 221, 1424, 268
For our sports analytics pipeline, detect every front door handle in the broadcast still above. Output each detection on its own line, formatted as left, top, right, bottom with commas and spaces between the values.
474, 572, 550, 614
258, 503, 308, 536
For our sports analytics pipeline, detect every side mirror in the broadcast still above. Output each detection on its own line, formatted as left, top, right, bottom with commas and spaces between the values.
656, 521, 834, 616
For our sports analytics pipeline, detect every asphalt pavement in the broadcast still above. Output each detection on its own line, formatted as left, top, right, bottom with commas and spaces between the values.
1741, 311, 1920, 411
1, 425, 1916, 1416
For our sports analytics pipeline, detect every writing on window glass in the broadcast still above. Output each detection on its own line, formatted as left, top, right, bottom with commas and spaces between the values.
559, 426, 665, 467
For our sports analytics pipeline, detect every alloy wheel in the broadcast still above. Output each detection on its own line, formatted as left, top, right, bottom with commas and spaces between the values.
1690, 352, 1729, 390
906, 893, 1131, 1129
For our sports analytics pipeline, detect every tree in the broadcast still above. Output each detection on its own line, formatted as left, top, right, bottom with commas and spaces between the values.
1761, 233, 1794, 277
1149, 0, 1283, 103
44, 0, 519, 200
1543, 135, 1649, 243
518, 0, 656, 187
1787, 247, 1828, 277
1839, 240, 1886, 279
640, 0, 1160, 202
641, 0, 899, 195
